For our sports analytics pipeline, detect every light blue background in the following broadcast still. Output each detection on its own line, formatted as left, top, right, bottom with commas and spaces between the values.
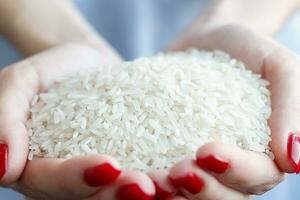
0, 0, 300, 199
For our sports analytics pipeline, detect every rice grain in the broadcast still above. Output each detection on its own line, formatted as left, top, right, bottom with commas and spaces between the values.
27, 50, 272, 171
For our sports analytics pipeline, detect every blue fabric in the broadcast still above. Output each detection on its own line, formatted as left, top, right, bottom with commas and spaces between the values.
0, 0, 300, 199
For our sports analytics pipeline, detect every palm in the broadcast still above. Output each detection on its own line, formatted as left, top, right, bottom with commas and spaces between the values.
0, 44, 140, 200
2, 27, 299, 199
0, 44, 189, 200
166, 24, 300, 199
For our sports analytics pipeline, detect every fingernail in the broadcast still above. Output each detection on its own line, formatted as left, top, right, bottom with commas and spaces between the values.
153, 181, 176, 200
170, 173, 204, 194
287, 133, 300, 174
84, 163, 121, 187
0, 144, 8, 180
117, 184, 154, 200
196, 155, 229, 174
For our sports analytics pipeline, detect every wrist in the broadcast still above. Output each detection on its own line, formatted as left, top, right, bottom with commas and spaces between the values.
0, 0, 122, 61
191, 0, 300, 37
168, 23, 271, 53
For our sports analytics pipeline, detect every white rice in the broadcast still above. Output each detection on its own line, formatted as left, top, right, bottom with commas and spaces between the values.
27, 50, 272, 171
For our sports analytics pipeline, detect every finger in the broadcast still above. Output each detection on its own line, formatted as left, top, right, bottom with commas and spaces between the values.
0, 117, 28, 186
0, 55, 41, 185
169, 159, 249, 200
196, 142, 284, 195
0, 60, 35, 185
0, 43, 107, 185
148, 169, 177, 199
14, 155, 121, 200
169, 24, 300, 174
263, 49, 300, 174
92, 170, 155, 200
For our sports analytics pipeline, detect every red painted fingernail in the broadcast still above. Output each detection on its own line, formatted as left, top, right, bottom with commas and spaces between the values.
196, 155, 229, 174
84, 163, 121, 186
170, 173, 204, 194
117, 184, 154, 200
153, 181, 176, 200
0, 144, 8, 180
287, 133, 300, 174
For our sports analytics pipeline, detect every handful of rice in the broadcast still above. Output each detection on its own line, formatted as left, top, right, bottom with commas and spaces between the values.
27, 50, 272, 171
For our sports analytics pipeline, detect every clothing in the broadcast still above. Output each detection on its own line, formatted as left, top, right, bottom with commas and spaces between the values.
0, 0, 300, 199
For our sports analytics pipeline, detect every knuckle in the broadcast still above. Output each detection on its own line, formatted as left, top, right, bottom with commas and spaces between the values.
0, 63, 28, 88
0, 60, 39, 93
242, 174, 285, 195
0, 63, 24, 79
197, 142, 222, 156
11, 182, 47, 200
58, 181, 78, 197
264, 47, 300, 76
226, 175, 251, 189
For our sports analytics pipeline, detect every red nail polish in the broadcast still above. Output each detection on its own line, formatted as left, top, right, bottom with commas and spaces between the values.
117, 184, 154, 200
0, 144, 8, 180
170, 173, 204, 194
287, 133, 300, 174
153, 181, 176, 200
196, 155, 229, 174
84, 163, 121, 187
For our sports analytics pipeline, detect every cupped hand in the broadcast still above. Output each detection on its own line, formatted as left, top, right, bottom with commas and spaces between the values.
0, 44, 161, 200
153, 24, 300, 199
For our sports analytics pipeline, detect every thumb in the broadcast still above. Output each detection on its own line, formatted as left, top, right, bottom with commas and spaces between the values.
269, 108, 300, 173
0, 116, 28, 185
265, 48, 300, 174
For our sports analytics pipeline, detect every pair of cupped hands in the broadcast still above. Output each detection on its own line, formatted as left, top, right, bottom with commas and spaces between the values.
1, 24, 300, 200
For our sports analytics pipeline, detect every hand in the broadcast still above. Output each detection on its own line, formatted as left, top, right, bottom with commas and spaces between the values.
0, 44, 159, 200
160, 24, 300, 199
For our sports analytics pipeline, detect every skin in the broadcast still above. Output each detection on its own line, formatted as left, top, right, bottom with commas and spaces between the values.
164, 17, 300, 200
0, 44, 158, 200
0, 0, 300, 199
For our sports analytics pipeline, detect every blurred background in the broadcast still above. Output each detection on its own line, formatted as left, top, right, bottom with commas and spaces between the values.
0, 0, 300, 199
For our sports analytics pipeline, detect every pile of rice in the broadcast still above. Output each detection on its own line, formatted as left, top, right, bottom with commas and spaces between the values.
27, 50, 272, 171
